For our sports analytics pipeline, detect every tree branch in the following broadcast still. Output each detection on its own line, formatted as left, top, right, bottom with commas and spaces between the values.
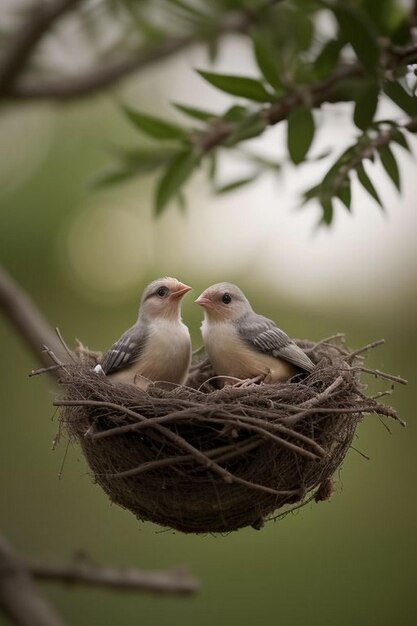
0, 535, 65, 626
0, 0, 83, 97
0, 532, 199, 626
29, 561, 199, 595
196, 56, 417, 156
196, 65, 364, 154
1, 0, 415, 104
0, 265, 68, 372
389, 41, 417, 67
6, 34, 196, 101
2, 0, 283, 101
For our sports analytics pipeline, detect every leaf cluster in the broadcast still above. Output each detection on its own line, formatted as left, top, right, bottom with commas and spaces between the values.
99, 0, 417, 224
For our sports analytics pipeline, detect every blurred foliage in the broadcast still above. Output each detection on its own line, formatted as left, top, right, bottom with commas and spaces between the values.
0, 96, 416, 626
91, 0, 417, 224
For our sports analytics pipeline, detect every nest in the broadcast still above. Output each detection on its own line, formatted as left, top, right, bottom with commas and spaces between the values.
49, 336, 404, 534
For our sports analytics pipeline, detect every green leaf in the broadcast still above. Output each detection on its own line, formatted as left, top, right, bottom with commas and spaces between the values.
165, 0, 208, 20
390, 128, 411, 152
173, 103, 216, 122
321, 198, 334, 225
92, 147, 176, 189
206, 36, 219, 63
337, 184, 352, 211
197, 70, 273, 102
252, 31, 282, 92
356, 164, 383, 207
391, 17, 412, 45
384, 82, 417, 117
292, 10, 314, 52
243, 152, 281, 171
216, 175, 259, 194
303, 184, 321, 202
287, 107, 315, 165
155, 149, 200, 215
119, 0, 165, 40
314, 39, 343, 79
223, 105, 248, 122
176, 190, 187, 214
333, 5, 380, 71
362, 0, 406, 38
91, 168, 137, 189
207, 153, 217, 182
123, 106, 186, 140
380, 145, 400, 191
354, 82, 379, 130
224, 115, 266, 146
117, 148, 176, 171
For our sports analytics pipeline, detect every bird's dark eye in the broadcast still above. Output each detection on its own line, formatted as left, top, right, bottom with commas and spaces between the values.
222, 293, 232, 304
157, 286, 169, 298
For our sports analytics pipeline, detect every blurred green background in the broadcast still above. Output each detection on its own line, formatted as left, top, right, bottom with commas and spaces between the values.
1, 68, 417, 626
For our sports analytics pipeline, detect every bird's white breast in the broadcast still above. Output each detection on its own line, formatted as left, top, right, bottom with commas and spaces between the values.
141, 319, 191, 383
110, 319, 191, 387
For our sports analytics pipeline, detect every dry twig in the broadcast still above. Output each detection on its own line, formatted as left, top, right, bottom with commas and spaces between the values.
29, 561, 198, 595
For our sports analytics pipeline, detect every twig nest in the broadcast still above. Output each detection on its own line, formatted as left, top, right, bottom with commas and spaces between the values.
55, 337, 401, 534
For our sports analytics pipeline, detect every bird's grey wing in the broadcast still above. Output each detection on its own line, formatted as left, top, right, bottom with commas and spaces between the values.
100, 325, 148, 374
237, 314, 315, 373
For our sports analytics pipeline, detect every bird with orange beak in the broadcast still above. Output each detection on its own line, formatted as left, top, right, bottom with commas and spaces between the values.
96, 277, 192, 389
195, 283, 314, 386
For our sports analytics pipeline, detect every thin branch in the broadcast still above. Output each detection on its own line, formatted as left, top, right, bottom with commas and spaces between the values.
357, 367, 408, 386
370, 389, 393, 400
29, 364, 64, 377
281, 376, 344, 426
197, 67, 417, 157
307, 333, 346, 350
2, 0, 415, 106
0, 534, 65, 626
209, 417, 321, 461
345, 339, 385, 361
2, 0, 283, 101
388, 41, 417, 67
8, 34, 196, 101
300, 376, 345, 409
349, 445, 370, 461
55, 327, 76, 362
0, 0, 82, 96
29, 561, 198, 595
108, 440, 261, 479
0, 265, 69, 374
197, 65, 364, 154
226, 411, 327, 457
190, 66, 361, 154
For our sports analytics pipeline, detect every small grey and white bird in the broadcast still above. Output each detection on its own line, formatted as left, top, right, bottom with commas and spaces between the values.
195, 283, 314, 385
96, 277, 192, 389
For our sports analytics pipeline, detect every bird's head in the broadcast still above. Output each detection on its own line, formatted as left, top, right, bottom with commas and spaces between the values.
140, 277, 192, 321
195, 283, 252, 322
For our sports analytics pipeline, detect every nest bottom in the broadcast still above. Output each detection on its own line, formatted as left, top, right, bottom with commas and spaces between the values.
56, 337, 399, 533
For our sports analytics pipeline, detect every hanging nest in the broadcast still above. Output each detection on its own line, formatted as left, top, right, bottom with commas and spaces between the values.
47, 335, 405, 534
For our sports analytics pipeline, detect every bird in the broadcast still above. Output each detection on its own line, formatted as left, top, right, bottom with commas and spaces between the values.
95, 277, 192, 389
195, 282, 314, 386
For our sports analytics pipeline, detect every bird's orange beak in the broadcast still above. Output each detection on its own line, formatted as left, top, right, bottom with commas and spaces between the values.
170, 283, 192, 299
195, 294, 213, 308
